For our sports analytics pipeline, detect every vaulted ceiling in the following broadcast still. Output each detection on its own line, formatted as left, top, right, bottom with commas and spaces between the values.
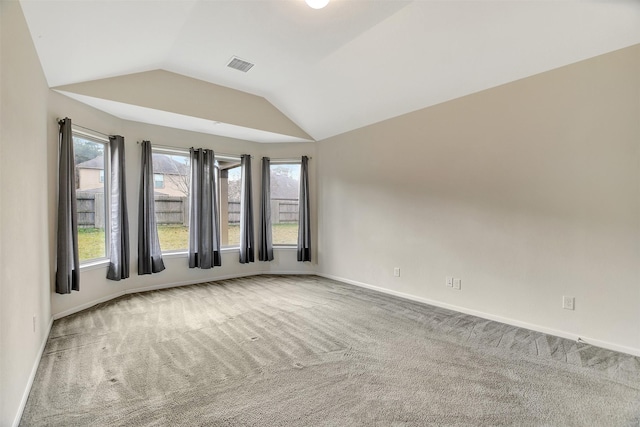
20, 0, 640, 143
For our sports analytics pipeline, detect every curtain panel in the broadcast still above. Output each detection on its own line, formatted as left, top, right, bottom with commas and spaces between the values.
239, 154, 255, 264
297, 156, 311, 262
138, 140, 165, 274
188, 148, 221, 269
56, 118, 80, 294
258, 157, 274, 261
106, 135, 130, 280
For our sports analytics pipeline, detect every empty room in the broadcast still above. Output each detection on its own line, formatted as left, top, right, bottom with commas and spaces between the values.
1, 0, 639, 425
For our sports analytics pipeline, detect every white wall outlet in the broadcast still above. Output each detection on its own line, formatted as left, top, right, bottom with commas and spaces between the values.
453, 278, 462, 290
393, 267, 400, 277
562, 296, 576, 310
446, 277, 454, 287
562, 296, 575, 310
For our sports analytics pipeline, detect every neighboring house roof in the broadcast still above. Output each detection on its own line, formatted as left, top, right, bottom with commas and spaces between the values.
77, 154, 189, 176
76, 156, 103, 169
152, 154, 189, 175
227, 172, 298, 201
78, 156, 299, 199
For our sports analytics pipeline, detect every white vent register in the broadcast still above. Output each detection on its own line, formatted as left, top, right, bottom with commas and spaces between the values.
227, 56, 254, 73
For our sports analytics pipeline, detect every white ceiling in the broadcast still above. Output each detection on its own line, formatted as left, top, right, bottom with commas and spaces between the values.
20, 0, 640, 142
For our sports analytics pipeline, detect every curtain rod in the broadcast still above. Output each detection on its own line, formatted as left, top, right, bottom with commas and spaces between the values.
269, 157, 312, 162
138, 142, 253, 159
57, 118, 112, 138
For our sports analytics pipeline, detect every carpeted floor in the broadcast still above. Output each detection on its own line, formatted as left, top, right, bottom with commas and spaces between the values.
21, 275, 640, 426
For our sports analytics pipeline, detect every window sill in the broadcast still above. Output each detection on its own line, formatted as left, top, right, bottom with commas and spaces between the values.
161, 247, 240, 259
162, 251, 188, 259
273, 245, 297, 250
80, 259, 110, 271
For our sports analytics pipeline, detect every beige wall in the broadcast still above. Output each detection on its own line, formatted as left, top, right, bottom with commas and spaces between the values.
154, 174, 187, 197
1, 2, 52, 426
317, 44, 640, 354
2, 2, 638, 424
78, 168, 103, 191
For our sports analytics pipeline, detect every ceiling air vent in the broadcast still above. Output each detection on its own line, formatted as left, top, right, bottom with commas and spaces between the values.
227, 56, 254, 73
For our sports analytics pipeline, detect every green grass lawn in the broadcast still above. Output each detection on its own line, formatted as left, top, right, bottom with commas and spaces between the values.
78, 223, 300, 261
272, 223, 299, 245
77, 227, 106, 261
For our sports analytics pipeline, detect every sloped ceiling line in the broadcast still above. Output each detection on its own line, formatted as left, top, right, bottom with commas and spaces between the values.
20, 0, 640, 142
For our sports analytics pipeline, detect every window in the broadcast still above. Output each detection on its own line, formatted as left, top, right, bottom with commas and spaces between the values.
73, 132, 108, 263
150, 148, 243, 253
151, 148, 190, 253
154, 173, 165, 189
217, 157, 241, 248
270, 163, 301, 245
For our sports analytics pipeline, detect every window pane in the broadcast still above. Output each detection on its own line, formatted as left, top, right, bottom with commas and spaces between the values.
153, 173, 164, 189
270, 164, 300, 245
220, 165, 241, 247
152, 152, 190, 252
73, 135, 106, 262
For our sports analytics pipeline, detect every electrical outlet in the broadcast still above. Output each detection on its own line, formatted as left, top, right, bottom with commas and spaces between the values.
562, 296, 575, 310
446, 277, 454, 287
393, 267, 400, 277
453, 278, 462, 290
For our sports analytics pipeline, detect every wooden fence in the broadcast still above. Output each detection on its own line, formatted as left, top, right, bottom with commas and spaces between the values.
77, 192, 104, 228
76, 193, 298, 227
155, 195, 189, 225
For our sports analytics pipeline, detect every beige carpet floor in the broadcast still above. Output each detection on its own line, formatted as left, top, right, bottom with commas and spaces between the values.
20, 275, 640, 426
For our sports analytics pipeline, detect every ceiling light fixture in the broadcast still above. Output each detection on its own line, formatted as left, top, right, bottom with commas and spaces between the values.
305, 0, 329, 9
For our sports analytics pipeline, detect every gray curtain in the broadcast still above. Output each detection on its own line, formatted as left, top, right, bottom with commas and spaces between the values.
258, 157, 274, 261
189, 148, 221, 269
56, 118, 80, 294
107, 135, 130, 280
138, 141, 165, 274
297, 156, 311, 262
239, 154, 255, 264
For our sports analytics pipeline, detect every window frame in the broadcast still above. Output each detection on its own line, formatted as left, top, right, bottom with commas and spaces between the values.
151, 146, 191, 255
216, 154, 242, 249
149, 147, 244, 254
269, 160, 301, 247
72, 128, 111, 266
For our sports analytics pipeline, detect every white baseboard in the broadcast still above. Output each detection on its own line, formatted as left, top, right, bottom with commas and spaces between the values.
53, 271, 316, 320
12, 316, 54, 427
53, 290, 127, 320
318, 273, 640, 358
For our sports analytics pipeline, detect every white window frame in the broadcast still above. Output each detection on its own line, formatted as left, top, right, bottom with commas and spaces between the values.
149, 146, 245, 255
269, 160, 301, 247
216, 154, 242, 249
72, 128, 111, 266
151, 146, 191, 255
